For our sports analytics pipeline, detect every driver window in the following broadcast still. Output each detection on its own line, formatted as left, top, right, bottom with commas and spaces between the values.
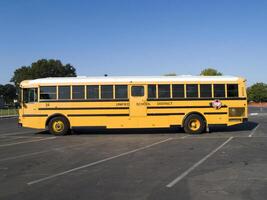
23, 88, 38, 103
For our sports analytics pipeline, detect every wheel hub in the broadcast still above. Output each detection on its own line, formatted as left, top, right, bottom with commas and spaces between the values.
53, 120, 64, 133
189, 119, 200, 131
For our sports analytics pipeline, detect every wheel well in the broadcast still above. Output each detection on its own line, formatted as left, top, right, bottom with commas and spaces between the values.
45, 114, 70, 128
182, 112, 206, 127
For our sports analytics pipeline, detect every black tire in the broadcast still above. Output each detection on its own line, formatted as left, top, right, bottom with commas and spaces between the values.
48, 116, 69, 136
183, 114, 205, 134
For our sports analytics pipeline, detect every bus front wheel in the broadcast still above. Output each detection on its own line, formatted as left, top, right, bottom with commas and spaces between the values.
183, 114, 205, 134
48, 116, 69, 136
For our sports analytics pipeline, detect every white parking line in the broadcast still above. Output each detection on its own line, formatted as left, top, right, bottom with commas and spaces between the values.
1, 136, 44, 139
0, 150, 51, 162
0, 136, 32, 142
27, 137, 173, 185
166, 137, 233, 188
0, 141, 104, 162
250, 113, 258, 116
0, 116, 17, 120
248, 124, 260, 138
0, 130, 36, 137
0, 137, 56, 147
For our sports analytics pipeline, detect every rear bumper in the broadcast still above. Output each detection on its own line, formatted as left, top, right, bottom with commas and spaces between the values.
243, 118, 248, 122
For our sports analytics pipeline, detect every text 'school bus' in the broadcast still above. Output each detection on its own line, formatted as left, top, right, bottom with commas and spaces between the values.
18, 76, 248, 135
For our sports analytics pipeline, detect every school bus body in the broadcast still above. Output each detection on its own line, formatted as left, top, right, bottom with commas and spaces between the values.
19, 76, 247, 134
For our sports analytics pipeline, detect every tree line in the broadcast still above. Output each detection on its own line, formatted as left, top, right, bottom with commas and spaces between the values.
11, 59, 76, 87
0, 60, 266, 105
0, 84, 17, 105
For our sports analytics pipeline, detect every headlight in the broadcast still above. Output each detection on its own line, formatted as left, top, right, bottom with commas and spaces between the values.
229, 107, 245, 117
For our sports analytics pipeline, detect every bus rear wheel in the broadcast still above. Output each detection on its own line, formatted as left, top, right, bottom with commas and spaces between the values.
183, 114, 205, 134
48, 116, 69, 136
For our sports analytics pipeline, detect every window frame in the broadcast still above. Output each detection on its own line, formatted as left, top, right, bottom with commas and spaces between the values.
158, 84, 171, 99
186, 84, 199, 98
39, 86, 57, 100
58, 86, 71, 100
148, 84, 157, 99
23, 88, 38, 103
213, 84, 226, 98
131, 86, 144, 97
115, 85, 128, 99
101, 85, 114, 99
72, 85, 85, 100
87, 85, 100, 99
172, 84, 185, 98
200, 84, 212, 98
227, 84, 239, 98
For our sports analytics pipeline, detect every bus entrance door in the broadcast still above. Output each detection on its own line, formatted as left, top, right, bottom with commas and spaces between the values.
130, 85, 147, 117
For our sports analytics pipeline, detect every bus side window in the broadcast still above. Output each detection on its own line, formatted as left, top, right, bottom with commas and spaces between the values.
72, 86, 85, 99
131, 86, 144, 96
186, 84, 198, 98
172, 84, 184, 98
115, 85, 128, 99
101, 85, 113, 99
40, 86, 57, 100
227, 84, 239, 97
58, 86, 70, 100
200, 84, 212, 97
148, 85, 156, 98
158, 84, 170, 98
87, 85, 99, 99
214, 84, 225, 98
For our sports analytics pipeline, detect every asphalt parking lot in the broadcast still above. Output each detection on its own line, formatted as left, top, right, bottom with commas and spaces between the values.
0, 107, 267, 200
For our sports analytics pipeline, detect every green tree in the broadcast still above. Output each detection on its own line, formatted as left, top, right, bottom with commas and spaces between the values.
0, 85, 4, 97
164, 73, 177, 76
247, 82, 267, 102
11, 59, 76, 86
10, 66, 32, 87
200, 68, 222, 76
4, 84, 17, 104
0, 84, 17, 104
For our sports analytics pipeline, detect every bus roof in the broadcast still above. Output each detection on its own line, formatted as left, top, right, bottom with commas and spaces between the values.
20, 75, 244, 87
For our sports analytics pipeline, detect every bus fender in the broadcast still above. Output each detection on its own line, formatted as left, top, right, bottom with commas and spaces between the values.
45, 113, 70, 128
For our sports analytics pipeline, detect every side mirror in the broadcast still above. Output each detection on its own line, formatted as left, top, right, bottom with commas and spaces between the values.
14, 102, 21, 109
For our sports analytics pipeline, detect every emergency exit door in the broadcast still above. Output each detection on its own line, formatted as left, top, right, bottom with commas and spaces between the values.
129, 85, 147, 117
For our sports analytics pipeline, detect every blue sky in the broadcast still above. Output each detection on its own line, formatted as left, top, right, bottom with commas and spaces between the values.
0, 0, 266, 86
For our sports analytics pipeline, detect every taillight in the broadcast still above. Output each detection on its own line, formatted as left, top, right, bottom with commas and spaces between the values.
229, 107, 245, 117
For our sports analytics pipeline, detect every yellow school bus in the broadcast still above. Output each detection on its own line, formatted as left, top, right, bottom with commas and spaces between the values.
19, 76, 248, 135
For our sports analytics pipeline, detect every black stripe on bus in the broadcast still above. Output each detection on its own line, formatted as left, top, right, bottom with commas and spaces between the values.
72, 126, 107, 129
39, 107, 129, 110
67, 114, 129, 117
204, 112, 228, 115
147, 105, 227, 109
39, 99, 129, 103
147, 113, 185, 116
147, 97, 247, 101
22, 114, 48, 117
